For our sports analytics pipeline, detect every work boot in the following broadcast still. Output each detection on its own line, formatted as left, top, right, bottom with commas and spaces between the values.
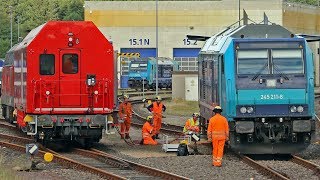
120, 135, 124, 139
125, 134, 130, 139
155, 134, 160, 139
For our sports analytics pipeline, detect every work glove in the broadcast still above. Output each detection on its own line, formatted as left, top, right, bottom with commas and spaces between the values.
118, 119, 124, 123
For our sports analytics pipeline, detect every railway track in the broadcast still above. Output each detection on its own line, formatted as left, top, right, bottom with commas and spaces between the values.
118, 90, 172, 98
237, 153, 320, 180
132, 111, 183, 135
118, 92, 184, 135
0, 132, 189, 180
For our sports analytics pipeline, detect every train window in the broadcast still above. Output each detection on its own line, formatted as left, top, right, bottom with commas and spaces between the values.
130, 63, 147, 71
40, 54, 55, 75
272, 49, 304, 74
237, 50, 268, 75
62, 54, 78, 74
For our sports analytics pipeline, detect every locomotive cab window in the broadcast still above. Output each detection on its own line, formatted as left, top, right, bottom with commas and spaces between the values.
271, 49, 304, 74
40, 54, 55, 75
62, 54, 78, 74
237, 50, 268, 74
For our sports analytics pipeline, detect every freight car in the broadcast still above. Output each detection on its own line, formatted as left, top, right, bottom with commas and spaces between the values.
192, 18, 317, 154
1, 21, 117, 147
127, 57, 178, 90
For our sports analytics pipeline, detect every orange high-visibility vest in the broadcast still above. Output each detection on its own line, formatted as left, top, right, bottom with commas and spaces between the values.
183, 118, 200, 133
142, 121, 154, 138
119, 102, 132, 119
207, 114, 229, 140
152, 102, 163, 114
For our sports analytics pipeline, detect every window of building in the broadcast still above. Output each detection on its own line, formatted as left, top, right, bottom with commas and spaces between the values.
40, 54, 55, 75
62, 54, 78, 74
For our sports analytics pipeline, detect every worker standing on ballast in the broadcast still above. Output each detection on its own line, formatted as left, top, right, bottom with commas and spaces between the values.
207, 106, 229, 167
147, 96, 166, 139
118, 94, 132, 139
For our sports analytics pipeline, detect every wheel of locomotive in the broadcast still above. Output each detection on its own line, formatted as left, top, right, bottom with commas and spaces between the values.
2, 105, 6, 120
146, 84, 150, 91
7, 106, 14, 124
84, 139, 93, 149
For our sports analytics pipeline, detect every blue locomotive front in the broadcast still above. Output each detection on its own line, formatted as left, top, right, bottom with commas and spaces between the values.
198, 24, 315, 154
128, 57, 179, 90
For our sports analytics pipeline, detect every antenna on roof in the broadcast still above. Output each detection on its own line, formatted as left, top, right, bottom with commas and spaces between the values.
243, 9, 248, 25
263, 12, 269, 25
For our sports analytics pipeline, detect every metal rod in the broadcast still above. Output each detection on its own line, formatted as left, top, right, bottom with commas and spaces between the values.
143, 78, 145, 99
17, 16, 19, 42
238, 0, 240, 26
10, 5, 13, 48
156, 0, 159, 95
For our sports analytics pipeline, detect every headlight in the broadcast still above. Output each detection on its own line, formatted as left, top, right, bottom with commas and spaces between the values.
290, 106, 297, 113
247, 107, 254, 113
297, 106, 304, 113
240, 107, 247, 114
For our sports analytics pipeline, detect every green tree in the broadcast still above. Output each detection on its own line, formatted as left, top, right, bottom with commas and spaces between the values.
0, 0, 85, 58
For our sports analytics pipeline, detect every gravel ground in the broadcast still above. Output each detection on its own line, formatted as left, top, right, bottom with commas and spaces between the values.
99, 126, 271, 180
0, 146, 102, 180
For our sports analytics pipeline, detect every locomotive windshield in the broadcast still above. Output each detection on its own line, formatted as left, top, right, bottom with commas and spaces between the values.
237, 49, 304, 75
237, 50, 269, 75
159, 65, 173, 78
130, 63, 147, 71
272, 49, 303, 74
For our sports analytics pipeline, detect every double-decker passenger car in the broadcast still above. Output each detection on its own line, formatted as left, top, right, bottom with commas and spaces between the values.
1, 21, 117, 147
196, 23, 316, 154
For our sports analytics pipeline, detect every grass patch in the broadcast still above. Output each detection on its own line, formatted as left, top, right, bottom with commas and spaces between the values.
165, 98, 199, 116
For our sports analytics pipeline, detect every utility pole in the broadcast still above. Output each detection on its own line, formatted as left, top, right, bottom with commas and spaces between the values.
17, 16, 20, 42
9, 5, 13, 48
156, 0, 159, 95
238, 0, 240, 26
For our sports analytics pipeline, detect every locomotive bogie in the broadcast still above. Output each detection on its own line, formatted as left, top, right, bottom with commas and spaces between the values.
23, 114, 106, 145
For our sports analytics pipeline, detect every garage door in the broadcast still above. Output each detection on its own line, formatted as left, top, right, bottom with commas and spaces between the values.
119, 48, 156, 88
173, 48, 200, 71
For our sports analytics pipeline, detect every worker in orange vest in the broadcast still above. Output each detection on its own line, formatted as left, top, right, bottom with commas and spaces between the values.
141, 116, 158, 145
118, 94, 132, 139
183, 113, 200, 135
147, 96, 166, 139
207, 106, 229, 167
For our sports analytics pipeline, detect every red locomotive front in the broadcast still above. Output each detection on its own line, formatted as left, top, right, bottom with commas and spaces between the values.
1, 21, 116, 147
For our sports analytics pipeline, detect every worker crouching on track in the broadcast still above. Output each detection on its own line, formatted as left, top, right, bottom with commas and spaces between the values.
207, 106, 229, 167
183, 113, 200, 135
147, 96, 166, 139
183, 113, 201, 154
141, 116, 158, 145
118, 94, 133, 139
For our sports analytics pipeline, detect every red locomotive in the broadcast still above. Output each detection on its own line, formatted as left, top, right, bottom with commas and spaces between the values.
1, 21, 117, 147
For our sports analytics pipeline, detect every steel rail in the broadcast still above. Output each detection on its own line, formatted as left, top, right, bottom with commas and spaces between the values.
0, 133, 33, 143
239, 154, 289, 180
0, 140, 126, 180
118, 90, 172, 98
90, 148, 190, 180
291, 155, 320, 176
0, 121, 17, 130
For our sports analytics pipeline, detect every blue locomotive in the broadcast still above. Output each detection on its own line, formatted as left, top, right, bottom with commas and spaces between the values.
194, 23, 316, 154
128, 57, 178, 90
